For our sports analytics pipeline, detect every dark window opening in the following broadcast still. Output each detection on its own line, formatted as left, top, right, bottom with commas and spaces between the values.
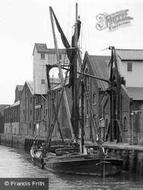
127, 62, 132, 72
41, 53, 45, 59
59, 54, 62, 60
41, 79, 45, 84
93, 93, 96, 105
123, 117, 128, 132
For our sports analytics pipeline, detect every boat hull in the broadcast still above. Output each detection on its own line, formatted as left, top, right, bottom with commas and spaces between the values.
30, 147, 123, 176
30, 148, 45, 169
32, 156, 45, 169
44, 156, 123, 176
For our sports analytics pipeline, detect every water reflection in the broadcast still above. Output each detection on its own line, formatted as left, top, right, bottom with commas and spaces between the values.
49, 173, 143, 190
0, 145, 143, 190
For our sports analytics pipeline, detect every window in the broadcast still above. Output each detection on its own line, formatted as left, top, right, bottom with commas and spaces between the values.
123, 117, 128, 132
85, 114, 89, 127
127, 62, 132, 72
35, 109, 41, 121
30, 110, 32, 116
23, 110, 26, 121
92, 93, 96, 105
105, 119, 108, 129
35, 95, 41, 104
45, 109, 48, 116
41, 53, 45, 59
29, 122, 32, 129
41, 79, 45, 84
85, 65, 89, 73
59, 54, 62, 60
86, 77, 90, 91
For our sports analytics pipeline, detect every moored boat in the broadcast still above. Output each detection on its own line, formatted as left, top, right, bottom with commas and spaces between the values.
30, 141, 123, 176
30, 3, 123, 177
44, 146, 122, 176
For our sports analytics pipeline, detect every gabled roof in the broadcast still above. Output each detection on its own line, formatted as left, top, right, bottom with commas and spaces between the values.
26, 81, 34, 95
33, 43, 67, 55
116, 49, 143, 61
15, 85, 23, 91
126, 87, 143, 100
0, 104, 9, 111
33, 43, 48, 54
85, 52, 110, 90
4, 101, 20, 109
10, 100, 20, 107
47, 48, 66, 54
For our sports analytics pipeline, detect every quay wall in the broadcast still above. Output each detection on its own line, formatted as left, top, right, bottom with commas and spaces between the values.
0, 133, 69, 152
0, 133, 25, 149
1, 132, 143, 176
103, 143, 143, 176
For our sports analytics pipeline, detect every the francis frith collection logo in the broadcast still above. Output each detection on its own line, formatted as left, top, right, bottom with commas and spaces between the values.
96, 9, 133, 31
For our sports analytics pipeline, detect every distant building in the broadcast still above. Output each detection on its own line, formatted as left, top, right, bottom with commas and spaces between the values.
116, 49, 143, 144
82, 53, 111, 142
83, 52, 131, 143
82, 49, 143, 145
33, 85, 72, 139
116, 49, 143, 87
33, 43, 69, 94
4, 101, 20, 135
4, 85, 23, 135
0, 105, 9, 133
5, 46, 143, 146
15, 85, 23, 102
19, 81, 34, 136
4, 84, 23, 135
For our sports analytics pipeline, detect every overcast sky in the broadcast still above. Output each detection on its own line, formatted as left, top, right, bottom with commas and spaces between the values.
0, 0, 143, 104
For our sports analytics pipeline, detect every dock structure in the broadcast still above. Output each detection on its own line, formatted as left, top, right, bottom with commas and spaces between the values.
103, 142, 143, 175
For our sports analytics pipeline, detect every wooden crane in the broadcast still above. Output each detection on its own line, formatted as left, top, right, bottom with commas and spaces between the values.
105, 46, 125, 142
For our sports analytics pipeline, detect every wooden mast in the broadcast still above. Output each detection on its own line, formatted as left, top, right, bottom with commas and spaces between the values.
73, 3, 85, 153
80, 79, 85, 153
73, 3, 79, 141
49, 7, 74, 139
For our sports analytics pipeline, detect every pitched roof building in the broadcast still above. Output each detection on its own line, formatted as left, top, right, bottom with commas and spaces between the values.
83, 52, 131, 143
84, 53, 110, 91
33, 43, 69, 94
116, 49, 143, 61
116, 49, 143, 88
127, 87, 143, 101
19, 81, 34, 136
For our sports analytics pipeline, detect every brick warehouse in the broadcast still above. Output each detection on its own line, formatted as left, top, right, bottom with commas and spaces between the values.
2, 46, 143, 147
83, 52, 131, 144
116, 49, 143, 145
0, 104, 9, 133
82, 49, 143, 145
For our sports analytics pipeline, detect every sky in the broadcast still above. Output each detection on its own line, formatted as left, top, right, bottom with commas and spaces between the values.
0, 0, 143, 104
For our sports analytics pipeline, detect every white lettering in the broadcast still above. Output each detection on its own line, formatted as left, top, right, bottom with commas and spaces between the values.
10, 181, 31, 186
32, 181, 45, 186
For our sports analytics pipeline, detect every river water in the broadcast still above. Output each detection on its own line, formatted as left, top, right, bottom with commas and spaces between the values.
0, 145, 143, 190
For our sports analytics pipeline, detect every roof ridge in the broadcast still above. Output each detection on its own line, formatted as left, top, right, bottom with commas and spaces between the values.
88, 54, 110, 57
25, 81, 34, 95
127, 87, 143, 89
35, 42, 47, 45
116, 48, 143, 51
